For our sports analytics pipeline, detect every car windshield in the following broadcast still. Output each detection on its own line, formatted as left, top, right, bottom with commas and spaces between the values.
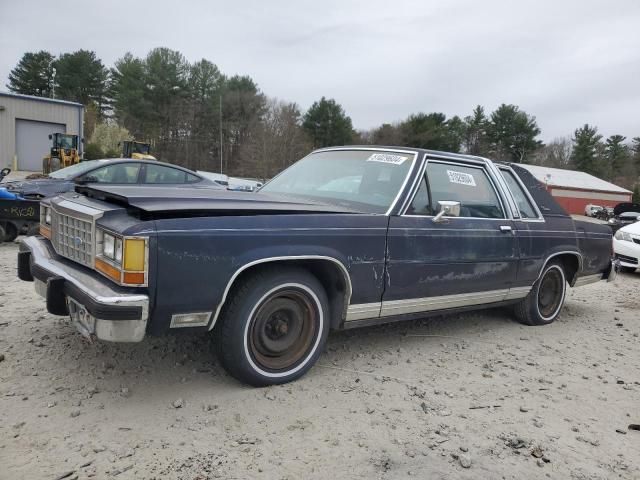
48, 160, 111, 179
260, 150, 415, 213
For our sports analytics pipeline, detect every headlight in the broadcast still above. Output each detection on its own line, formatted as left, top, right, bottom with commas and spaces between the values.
95, 228, 147, 286
41, 205, 51, 225
103, 232, 116, 259
614, 230, 633, 242
115, 237, 123, 263
39, 205, 52, 238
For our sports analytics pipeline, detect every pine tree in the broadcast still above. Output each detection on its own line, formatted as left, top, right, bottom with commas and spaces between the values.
570, 124, 603, 176
53, 50, 108, 109
604, 135, 630, 181
463, 105, 489, 155
302, 97, 354, 148
7, 51, 55, 97
487, 104, 543, 162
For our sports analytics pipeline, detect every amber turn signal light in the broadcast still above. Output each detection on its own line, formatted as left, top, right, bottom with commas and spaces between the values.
95, 258, 121, 283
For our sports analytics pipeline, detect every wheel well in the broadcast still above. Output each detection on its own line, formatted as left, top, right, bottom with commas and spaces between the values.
549, 254, 580, 285
223, 259, 351, 330
0, 221, 17, 242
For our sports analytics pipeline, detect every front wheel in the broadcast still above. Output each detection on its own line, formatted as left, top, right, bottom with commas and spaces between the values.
514, 261, 567, 326
215, 267, 329, 386
1, 222, 18, 242
620, 266, 637, 273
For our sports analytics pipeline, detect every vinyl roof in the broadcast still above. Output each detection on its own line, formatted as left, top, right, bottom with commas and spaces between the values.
518, 164, 631, 194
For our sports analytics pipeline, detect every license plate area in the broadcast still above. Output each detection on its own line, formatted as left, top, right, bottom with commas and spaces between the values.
67, 298, 96, 339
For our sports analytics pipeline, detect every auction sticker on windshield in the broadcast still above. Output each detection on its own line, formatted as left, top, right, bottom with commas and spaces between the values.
366, 153, 409, 165
447, 170, 476, 187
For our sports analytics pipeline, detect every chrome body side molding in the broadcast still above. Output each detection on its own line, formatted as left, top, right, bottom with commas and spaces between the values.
345, 302, 381, 321
573, 273, 603, 287
345, 286, 532, 321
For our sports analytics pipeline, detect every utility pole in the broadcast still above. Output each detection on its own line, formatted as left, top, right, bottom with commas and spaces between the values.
219, 94, 223, 174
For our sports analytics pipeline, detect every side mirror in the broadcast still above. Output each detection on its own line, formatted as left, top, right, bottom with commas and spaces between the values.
75, 176, 97, 185
48, 134, 52, 140
432, 200, 461, 223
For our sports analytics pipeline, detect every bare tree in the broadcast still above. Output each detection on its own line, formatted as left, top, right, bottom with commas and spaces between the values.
238, 98, 312, 180
532, 137, 572, 168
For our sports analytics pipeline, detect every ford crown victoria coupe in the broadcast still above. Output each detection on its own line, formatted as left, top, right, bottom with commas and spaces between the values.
17, 147, 616, 386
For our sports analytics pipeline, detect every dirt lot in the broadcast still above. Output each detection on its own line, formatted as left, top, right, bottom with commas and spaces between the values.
1, 240, 639, 480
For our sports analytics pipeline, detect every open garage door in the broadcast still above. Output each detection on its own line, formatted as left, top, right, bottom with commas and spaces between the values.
15, 119, 66, 171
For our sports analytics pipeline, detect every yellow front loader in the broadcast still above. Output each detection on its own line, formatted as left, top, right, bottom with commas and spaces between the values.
42, 133, 81, 174
121, 141, 156, 160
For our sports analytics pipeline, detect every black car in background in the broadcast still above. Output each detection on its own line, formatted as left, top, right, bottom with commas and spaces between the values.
608, 202, 640, 232
0, 159, 222, 242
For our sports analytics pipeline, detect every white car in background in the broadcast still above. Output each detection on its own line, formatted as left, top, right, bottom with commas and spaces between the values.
585, 204, 603, 217
613, 222, 640, 273
196, 171, 263, 191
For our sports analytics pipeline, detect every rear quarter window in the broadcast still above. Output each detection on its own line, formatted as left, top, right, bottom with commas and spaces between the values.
500, 169, 538, 219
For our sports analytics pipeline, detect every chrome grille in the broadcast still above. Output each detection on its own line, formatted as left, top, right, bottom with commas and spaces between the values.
50, 209, 94, 267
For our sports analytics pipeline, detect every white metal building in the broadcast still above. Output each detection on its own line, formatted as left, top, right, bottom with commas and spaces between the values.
0, 92, 84, 172
519, 164, 632, 214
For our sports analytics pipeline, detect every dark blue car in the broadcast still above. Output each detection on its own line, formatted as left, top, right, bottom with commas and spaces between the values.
18, 147, 616, 386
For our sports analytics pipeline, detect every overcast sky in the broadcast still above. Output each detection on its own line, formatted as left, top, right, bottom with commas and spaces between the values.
1, 0, 639, 141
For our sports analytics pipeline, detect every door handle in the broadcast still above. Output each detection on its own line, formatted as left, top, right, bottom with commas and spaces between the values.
499, 225, 513, 233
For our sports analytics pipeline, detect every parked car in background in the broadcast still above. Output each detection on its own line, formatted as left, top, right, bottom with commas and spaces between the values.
18, 147, 616, 386
613, 222, 640, 273
0, 159, 222, 242
585, 204, 603, 217
608, 203, 640, 232
197, 171, 263, 191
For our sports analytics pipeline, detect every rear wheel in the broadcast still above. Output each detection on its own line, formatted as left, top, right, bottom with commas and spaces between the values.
514, 261, 567, 326
215, 267, 329, 386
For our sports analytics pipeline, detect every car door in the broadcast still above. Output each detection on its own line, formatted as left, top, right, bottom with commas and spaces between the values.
382, 157, 519, 316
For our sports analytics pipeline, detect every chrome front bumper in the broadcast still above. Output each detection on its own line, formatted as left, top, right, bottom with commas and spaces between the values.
18, 236, 149, 342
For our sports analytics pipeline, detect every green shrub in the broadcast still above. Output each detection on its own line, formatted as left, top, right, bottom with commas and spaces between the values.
84, 143, 104, 160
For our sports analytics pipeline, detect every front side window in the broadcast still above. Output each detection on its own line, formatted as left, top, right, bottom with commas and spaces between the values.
82, 163, 141, 184
407, 176, 432, 215
426, 161, 504, 219
48, 160, 106, 179
499, 169, 538, 219
260, 150, 415, 214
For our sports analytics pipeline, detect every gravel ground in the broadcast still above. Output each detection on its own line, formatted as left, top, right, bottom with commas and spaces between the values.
0, 239, 639, 480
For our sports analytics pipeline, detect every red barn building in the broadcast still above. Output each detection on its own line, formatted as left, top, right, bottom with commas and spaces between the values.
519, 164, 632, 215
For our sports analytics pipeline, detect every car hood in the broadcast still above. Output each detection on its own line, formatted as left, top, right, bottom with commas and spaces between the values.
2, 178, 72, 198
619, 220, 640, 235
75, 184, 360, 215
613, 202, 640, 216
